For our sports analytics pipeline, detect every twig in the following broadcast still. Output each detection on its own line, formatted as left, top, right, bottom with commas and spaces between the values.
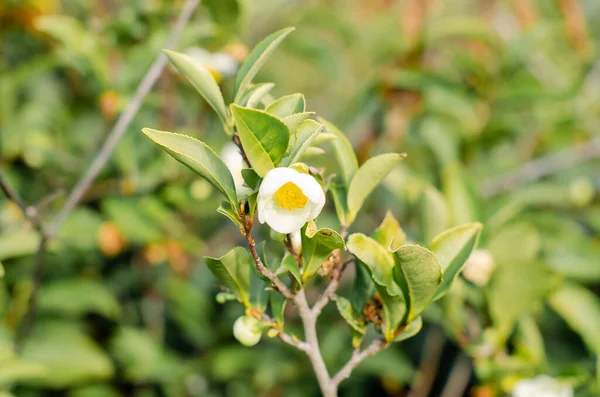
48, 0, 202, 237
260, 313, 309, 352
331, 338, 387, 389
244, 230, 295, 301
479, 136, 600, 198
0, 173, 50, 353
440, 354, 472, 397
0, 173, 45, 234
312, 258, 354, 317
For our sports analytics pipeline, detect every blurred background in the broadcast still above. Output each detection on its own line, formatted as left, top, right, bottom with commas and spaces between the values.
1, 0, 600, 396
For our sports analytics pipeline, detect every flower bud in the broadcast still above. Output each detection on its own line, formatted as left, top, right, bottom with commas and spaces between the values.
233, 316, 262, 346
462, 249, 495, 287
289, 230, 303, 255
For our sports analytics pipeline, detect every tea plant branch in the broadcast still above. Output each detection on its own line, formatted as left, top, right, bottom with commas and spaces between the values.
312, 257, 354, 317
48, 0, 202, 237
294, 290, 335, 397
0, 173, 50, 353
260, 313, 309, 352
330, 338, 387, 389
479, 136, 600, 198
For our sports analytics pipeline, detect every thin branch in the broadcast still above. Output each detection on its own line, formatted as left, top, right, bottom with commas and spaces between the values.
479, 136, 600, 198
244, 230, 295, 301
407, 328, 446, 397
48, 0, 202, 237
260, 313, 309, 352
312, 258, 354, 317
0, 173, 46, 234
440, 354, 472, 397
331, 338, 387, 389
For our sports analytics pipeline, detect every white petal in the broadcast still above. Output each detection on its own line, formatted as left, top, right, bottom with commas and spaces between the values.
263, 205, 311, 234
294, 173, 326, 204
212, 52, 239, 76
259, 168, 300, 197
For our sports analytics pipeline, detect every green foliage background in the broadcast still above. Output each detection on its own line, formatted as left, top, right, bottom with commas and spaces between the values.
1, 0, 600, 396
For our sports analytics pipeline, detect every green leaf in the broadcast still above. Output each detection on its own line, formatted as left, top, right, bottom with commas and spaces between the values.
270, 293, 286, 325
430, 223, 482, 301
250, 270, 269, 314
265, 93, 306, 118
318, 117, 358, 187
335, 295, 366, 334
22, 322, 114, 388
442, 163, 479, 226
233, 27, 295, 102
549, 283, 600, 354
142, 129, 238, 206
372, 210, 406, 251
217, 201, 243, 229
351, 261, 376, 314
204, 0, 240, 27
301, 221, 345, 282
163, 50, 229, 132
241, 82, 275, 108
204, 247, 252, 306
281, 119, 324, 166
377, 285, 406, 341
392, 317, 423, 342
38, 279, 120, 319
347, 153, 405, 223
282, 112, 314, 133
241, 168, 261, 191
392, 245, 442, 323
488, 260, 558, 340
282, 253, 302, 285
230, 105, 290, 177
420, 186, 449, 244
0, 230, 41, 260
329, 181, 349, 226
347, 233, 401, 296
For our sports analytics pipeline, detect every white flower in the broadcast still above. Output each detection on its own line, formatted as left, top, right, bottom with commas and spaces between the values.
462, 249, 495, 287
233, 316, 262, 346
221, 143, 253, 200
512, 375, 573, 397
185, 47, 238, 82
258, 168, 325, 234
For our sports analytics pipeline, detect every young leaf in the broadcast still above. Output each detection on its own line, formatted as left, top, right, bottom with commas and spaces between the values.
335, 295, 366, 334
347, 153, 405, 224
318, 117, 358, 187
430, 222, 483, 301
282, 254, 302, 285
230, 105, 290, 177
282, 112, 314, 133
204, 247, 252, 306
302, 221, 345, 282
280, 120, 324, 166
346, 233, 402, 297
217, 201, 243, 229
241, 168, 261, 191
240, 82, 275, 108
233, 27, 295, 102
142, 129, 238, 206
392, 317, 423, 342
163, 50, 229, 132
266, 93, 306, 118
329, 181, 349, 226
270, 292, 287, 326
549, 283, 600, 354
372, 210, 406, 251
392, 245, 442, 323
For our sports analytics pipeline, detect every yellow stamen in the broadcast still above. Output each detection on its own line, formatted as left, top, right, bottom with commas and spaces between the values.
274, 182, 308, 211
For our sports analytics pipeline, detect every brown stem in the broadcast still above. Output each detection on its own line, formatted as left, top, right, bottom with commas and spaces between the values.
330, 339, 387, 389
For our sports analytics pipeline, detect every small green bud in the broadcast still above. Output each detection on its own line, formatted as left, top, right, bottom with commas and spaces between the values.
569, 177, 595, 207
233, 316, 262, 346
